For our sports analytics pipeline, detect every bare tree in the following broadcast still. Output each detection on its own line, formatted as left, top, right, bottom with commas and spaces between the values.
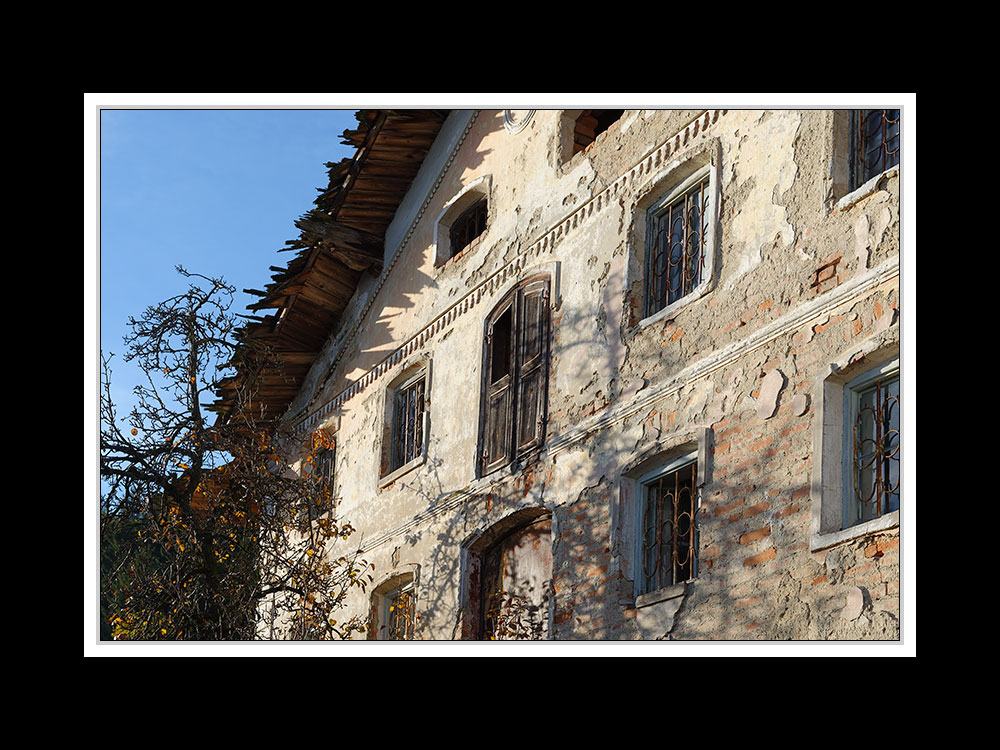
101, 268, 371, 640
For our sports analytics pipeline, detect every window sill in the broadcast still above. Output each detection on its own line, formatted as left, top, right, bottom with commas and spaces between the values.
810, 510, 899, 552
378, 454, 426, 490
634, 282, 710, 333
436, 235, 484, 271
635, 583, 686, 609
633, 582, 689, 638
833, 165, 899, 214
475, 448, 546, 488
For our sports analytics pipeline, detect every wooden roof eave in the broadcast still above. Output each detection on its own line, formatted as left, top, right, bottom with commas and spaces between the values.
212, 109, 451, 425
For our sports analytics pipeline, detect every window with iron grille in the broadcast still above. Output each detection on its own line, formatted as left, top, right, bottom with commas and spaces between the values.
309, 444, 336, 519
645, 170, 711, 319
810, 347, 900, 550
368, 576, 416, 640
637, 455, 699, 595
318, 445, 335, 490
852, 109, 900, 189
847, 365, 900, 529
480, 276, 550, 476
390, 374, 426, 473
449, 196, 488, 258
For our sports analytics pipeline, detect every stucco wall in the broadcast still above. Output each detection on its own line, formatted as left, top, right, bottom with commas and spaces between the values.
281, 109, 902, 641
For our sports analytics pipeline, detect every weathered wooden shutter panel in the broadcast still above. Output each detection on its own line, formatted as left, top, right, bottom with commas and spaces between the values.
515, 279, 549, 455
482, 298, 515, 474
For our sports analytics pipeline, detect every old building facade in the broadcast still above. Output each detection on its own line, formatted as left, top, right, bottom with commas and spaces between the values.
245, 108, 905, 642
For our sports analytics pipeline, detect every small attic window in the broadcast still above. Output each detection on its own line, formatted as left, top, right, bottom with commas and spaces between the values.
434, 177, 492, 267
572, 110, 625, 155
450, 196, 488, 258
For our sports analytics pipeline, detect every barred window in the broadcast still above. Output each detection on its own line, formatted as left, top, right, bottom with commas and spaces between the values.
390, 374, 425, 472
311, 444, 336, 519
853, 109, 900, 188
380, 365, 429, 484
646, 174, 710, 317
449, 196, 488, 258
848, 366, 900, 528
638, 456, 699, 595
810, 348, 900, 551
318, 445, 335, 491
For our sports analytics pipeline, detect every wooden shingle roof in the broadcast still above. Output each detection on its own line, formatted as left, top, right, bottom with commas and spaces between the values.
212, 109, 451, 424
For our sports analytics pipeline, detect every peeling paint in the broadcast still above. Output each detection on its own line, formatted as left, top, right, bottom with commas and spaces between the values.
726, 112, 800, 287
269, 109, 900, 642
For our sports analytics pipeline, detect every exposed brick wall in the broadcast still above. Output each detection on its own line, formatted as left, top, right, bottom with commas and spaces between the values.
287, 109, 903, 642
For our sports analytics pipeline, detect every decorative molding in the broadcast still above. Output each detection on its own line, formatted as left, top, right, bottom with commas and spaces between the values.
295, 110, 730, 434
355, 256, 899, 555
545, 255, 900, 457
502, 109, 536, 134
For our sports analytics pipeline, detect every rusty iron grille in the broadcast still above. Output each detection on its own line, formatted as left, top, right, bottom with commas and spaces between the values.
854, 109, 900, 186
852, 374, 900, 524
641, 461, 698, 593
647, 178, 708, 316
391, 377, 425, 470
450, 197, 488, 257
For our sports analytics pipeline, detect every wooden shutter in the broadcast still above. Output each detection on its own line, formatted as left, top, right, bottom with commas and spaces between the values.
515, 278, 549, 456
482, 295, 516, 474
480, 276, 551, 475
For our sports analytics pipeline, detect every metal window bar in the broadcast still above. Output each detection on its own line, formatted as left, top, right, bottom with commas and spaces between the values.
642, 462, 698, 593
451, 198, 487, 256
386, 586, 415, 640
648, 178, 708, 315
392, 378, 425, 470
319, 447, 335, 490
855, 109, 900, 186
309, 446, 335, 519
853, 375, 900, 524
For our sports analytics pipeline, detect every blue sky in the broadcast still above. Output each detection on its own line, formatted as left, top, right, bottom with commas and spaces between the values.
87, 102, 376, 650
96, 106, 361, 418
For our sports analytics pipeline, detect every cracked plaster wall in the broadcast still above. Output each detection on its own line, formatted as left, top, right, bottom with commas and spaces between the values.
283, 109, 901, 641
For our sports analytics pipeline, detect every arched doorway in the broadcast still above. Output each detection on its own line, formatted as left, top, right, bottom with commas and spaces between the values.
463, 509, 552, 640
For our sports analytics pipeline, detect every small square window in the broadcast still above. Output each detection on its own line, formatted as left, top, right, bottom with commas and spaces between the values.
852, 109, 900, 189
434, 177, 492, 267
449, 197, 488, 258
637, 454, 699, 596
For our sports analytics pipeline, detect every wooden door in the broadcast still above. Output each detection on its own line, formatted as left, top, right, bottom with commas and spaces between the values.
480, 517, 552, 640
